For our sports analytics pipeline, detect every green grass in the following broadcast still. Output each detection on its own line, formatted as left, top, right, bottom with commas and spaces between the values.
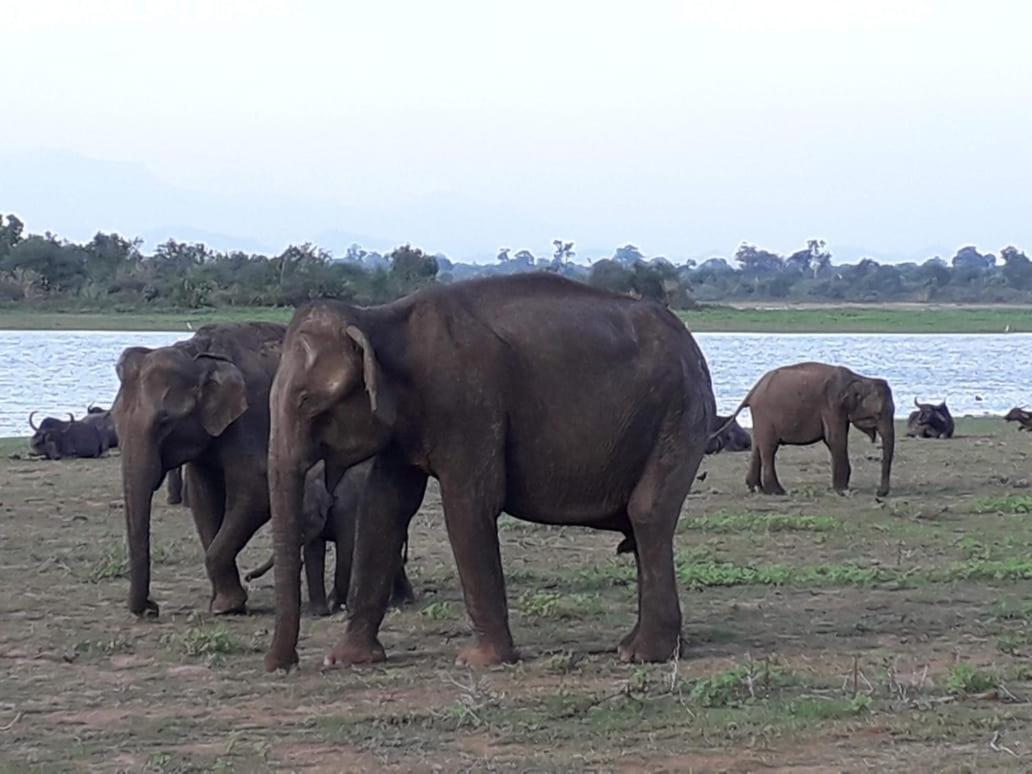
945, 663, 998, 694
0, 302, 1029, 332
680, 305, 1032, 333
0, 305, 291, 331
974, 495, 1032, 514
681, 511, 839, 533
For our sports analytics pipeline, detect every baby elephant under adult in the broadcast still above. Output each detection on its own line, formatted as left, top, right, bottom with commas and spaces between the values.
718, 362, 895, 497
245, 460, 414, 615
265, 273, 715, 672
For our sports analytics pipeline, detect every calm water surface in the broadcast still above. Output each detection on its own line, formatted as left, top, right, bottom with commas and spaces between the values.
0, 330, 1026, 436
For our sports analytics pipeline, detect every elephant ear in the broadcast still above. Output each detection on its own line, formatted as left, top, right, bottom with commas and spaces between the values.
196, 354, 249, 437
116, 347, 152, 383
345, 325, 397, 427
839, 379, 865, 416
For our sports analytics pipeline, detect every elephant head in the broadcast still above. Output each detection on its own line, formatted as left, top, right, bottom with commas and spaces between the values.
267, 309, 397, 668
112, 345, 249, 616
841, 377, 894, 496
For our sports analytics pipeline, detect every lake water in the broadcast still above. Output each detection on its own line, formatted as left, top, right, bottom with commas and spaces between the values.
0, 330, 1027, 436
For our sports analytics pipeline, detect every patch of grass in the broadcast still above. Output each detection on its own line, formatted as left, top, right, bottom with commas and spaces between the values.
688, 660, 791, 707
785, 695, 871, 720
420, 601, 456, 620
973, 495, 1032, 514
85, 542, 128, 582
945, 663, 998, 694
72, 635, 134, 656
991, 599, 1032, 621
518, 591, 562, 618
995, 633, 1030, 656
681, 511, 839, 533
169, 622, 254, 660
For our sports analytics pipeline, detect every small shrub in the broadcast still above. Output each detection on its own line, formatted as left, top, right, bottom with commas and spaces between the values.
945, 663, 997, 694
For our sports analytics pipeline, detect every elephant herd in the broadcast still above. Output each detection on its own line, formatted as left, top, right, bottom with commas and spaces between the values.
21, 273, 1029, 672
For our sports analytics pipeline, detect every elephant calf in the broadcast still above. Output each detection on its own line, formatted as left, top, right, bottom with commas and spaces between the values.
716, 361, 895, 496
245, 460, 414, 616
906, 398, 954, 439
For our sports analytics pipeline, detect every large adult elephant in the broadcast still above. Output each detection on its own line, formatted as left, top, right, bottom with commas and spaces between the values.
716, 362, 894, 497
264, 273, 715, 672
112, 323, 286, 617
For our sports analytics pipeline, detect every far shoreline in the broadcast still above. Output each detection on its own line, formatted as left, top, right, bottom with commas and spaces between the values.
0, 303, 1029, 334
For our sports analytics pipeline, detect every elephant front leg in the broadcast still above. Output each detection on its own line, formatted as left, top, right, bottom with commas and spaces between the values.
204, 489, 267, 615
825, 429, 851, 492
442, 485, 516, 667
325, 459, 427, 667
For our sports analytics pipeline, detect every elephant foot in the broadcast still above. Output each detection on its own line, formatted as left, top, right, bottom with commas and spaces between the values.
876, 486, 890, 498
307, 601, 332, 618
455, 638, 518, 668
210, 588, 248, 615
265, 647, 299, 673
324, 636, 387, 667
746, 480, 759, 493
617, 626, 681, 663
762, 485, 787, 496
130, 598, 160, 619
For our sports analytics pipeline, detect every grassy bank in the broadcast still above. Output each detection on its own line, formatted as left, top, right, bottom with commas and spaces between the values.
3, 416, 1031, 770
1, 303, 1031, 333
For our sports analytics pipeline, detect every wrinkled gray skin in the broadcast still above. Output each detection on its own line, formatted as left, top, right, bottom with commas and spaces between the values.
906, 398, 954, 439
245, 460, 414, 616
705, 414, 751, 454
28, 412, 108, 459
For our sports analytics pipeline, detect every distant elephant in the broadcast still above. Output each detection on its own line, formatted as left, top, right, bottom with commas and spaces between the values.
112, 323, 288, 617
716, 362, 894, 497
28, 412, 107, 459
82, 405, 120, 450
264, 273, 715, 673
1004, 407, 1032, 431
906, 398, 954, 438
244, 460, 415, 616
705, 414, 751, 454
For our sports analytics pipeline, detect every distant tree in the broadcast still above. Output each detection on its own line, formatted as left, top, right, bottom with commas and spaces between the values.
0, 214, 25, 259
588, 258, 632, 295
512, 249, 535, 268
552, 239, 575, 264
735, 243, 783, 274
388, 244, 438, 288
497, 247, 511, 263
83, 232, 141, 285
613, 244, 645, 265
951, 245, 996, 272
1001, 245, 1032, 290
2, 234, 88, 293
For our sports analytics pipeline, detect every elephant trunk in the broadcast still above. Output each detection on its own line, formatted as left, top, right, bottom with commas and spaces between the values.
877, 416, 894, 497
266, 410, 308, 672
122, 440, 163, 616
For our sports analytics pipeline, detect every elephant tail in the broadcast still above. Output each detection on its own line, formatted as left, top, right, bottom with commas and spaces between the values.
244, 555, 275, 582
707, 386, 758, 444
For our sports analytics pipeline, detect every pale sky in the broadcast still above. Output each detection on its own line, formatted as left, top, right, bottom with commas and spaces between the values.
2, 1, 1030, 262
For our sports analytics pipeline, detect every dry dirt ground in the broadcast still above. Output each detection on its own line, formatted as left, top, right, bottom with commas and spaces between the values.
2, 418, 1032, 772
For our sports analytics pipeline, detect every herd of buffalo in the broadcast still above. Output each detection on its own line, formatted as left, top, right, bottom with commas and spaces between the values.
21, 274, 1032, 671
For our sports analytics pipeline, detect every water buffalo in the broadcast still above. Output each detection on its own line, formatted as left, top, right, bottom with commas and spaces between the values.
906, 398, 954, 439
1005, 407, 1032, 431
28, 412, 108, 460
705, 414, 751, 454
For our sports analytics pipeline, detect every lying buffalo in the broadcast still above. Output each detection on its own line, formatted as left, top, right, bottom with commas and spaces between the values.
705, 414, 752, 454
28, 408, 116, 459
906, 398, 954, 439
1005, 407, 1032, 431
83, 405, 119, 450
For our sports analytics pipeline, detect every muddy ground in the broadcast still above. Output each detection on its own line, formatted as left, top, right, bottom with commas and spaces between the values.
2, 418, 1032, 772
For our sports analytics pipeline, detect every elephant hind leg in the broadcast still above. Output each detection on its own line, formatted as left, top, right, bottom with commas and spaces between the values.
746, 447, 761, 492
752, 423, 786, 495
618, 445, 698, 664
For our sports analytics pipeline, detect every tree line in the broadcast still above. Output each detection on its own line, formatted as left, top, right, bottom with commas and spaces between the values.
2, 213, 1030, 310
